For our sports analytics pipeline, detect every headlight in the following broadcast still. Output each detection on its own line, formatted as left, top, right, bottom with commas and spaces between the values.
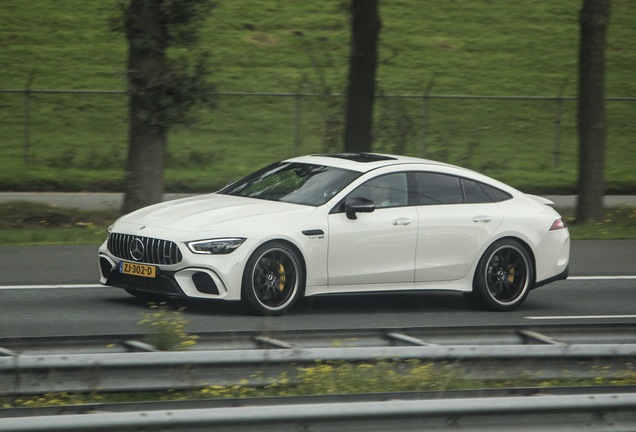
187, 238, 246, 255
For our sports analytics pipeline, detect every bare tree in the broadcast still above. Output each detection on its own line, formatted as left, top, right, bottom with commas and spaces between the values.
343, 0, 381, 153
577, 0, 610, 223
120, 0, 216, 213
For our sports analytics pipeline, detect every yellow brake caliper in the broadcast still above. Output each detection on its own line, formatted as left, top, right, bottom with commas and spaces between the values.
507, 266, 515, 283
278, 262, 286, 291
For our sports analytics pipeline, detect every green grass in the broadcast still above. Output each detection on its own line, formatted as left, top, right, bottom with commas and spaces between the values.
0, 202, 115, 245
0, 228, 107, 245
1, 202, 635, 246
0, 0, 635, 194
563, 207, 636, 239
5, 358, 636, 408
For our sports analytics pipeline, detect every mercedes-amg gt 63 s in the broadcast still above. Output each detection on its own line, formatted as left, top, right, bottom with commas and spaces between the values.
99, 153, 570, 315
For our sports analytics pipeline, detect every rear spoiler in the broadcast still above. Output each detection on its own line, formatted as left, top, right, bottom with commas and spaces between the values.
527, 194, 555, 207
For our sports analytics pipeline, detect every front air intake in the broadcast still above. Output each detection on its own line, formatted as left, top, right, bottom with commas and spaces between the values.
192, 272, 219, 295
99, 257, 114, 278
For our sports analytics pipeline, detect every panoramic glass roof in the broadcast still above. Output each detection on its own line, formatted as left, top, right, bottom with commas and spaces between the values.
312, 153, 397, 163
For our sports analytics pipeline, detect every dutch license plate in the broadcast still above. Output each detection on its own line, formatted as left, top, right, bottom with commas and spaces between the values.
119, 261, 157, 278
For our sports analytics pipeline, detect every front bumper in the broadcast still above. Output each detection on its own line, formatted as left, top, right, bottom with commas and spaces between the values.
98, 252, 231, 299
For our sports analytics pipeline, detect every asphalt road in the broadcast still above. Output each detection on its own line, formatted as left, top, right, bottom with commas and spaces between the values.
0, 241, 634, 338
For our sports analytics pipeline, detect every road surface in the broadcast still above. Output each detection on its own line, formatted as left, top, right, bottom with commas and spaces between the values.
0, 241, 634, 337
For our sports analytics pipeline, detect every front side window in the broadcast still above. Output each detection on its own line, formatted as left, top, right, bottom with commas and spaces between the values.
219, 162, 360, 206
348, 173, 408, 209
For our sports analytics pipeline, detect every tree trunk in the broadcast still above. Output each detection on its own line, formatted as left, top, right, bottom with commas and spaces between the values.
344, 0, 381, 153
122, 116, 167, 214
576, 0, 610, 223
122, 0, 168, 214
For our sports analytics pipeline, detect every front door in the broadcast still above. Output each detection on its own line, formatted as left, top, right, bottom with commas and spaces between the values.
327, 173, 418, 286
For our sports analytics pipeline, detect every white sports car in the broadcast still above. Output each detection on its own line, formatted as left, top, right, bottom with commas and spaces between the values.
98, 153, 570, 315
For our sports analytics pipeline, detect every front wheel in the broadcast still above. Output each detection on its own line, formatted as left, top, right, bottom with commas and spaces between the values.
468, 239, 533, 311
241, 241, 305, 316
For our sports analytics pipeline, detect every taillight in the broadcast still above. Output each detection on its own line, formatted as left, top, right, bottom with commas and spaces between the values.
549, 218, 567, 231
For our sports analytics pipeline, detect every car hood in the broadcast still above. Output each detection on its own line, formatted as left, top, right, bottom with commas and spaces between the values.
115, 193, 315, 233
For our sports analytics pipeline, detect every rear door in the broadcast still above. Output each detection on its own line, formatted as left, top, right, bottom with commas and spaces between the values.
412, 172, 503, 282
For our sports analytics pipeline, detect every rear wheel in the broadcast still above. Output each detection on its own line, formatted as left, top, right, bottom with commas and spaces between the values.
241, 241, 305, 316
468, 239, 533, 311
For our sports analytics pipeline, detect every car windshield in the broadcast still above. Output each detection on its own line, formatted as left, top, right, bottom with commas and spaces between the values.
218, 162, 360, 206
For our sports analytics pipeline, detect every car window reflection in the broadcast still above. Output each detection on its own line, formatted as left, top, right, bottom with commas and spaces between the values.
348, 173, 408, 209
219, 162, 360, 206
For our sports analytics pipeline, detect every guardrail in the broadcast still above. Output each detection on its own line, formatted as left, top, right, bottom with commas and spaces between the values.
1, 324, 636, 396
2, 323, 636, 355
2, 325, 636, 431
1, 393, 636, 432
2, 344, 636, 396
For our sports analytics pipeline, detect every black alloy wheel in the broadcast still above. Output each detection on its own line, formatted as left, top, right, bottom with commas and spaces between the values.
242, 241, 305, 316
467, 239, 533, 311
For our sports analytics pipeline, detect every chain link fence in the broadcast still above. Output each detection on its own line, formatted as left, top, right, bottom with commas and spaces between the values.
0, 88, 634, 189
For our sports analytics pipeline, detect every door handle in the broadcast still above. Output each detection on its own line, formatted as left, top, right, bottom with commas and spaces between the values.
473, 215, 492, 223
392, 218, 412, 226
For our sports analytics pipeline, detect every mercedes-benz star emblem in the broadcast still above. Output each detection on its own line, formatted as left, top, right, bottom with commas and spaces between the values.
129, 238, 145, 261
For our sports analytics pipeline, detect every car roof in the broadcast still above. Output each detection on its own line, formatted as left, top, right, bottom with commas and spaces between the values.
284, 153, 521, 196
285, 153, 455, 173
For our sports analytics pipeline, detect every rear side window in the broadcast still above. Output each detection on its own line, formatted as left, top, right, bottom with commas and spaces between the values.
413, 172, 463, 205
479, 182, 512, 202
413, 172, 512, 205
462, 179, 493, 203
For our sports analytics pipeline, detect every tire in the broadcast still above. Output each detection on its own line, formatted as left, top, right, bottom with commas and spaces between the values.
241, 241, 305, 316
469, 239, 533, 311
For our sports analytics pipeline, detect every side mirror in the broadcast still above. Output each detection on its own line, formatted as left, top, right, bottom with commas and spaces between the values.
343, 197, 375, 220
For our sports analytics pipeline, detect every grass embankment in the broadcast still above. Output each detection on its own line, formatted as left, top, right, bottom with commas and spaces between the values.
0, 202, 116, 245
1, 1, 635, 194
1, 202, 635, 246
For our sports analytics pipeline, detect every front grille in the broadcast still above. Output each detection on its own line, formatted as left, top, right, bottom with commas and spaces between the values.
107, 233, 183, 265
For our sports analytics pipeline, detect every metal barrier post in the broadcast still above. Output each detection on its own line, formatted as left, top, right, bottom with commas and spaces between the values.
22, 73, 36, 163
